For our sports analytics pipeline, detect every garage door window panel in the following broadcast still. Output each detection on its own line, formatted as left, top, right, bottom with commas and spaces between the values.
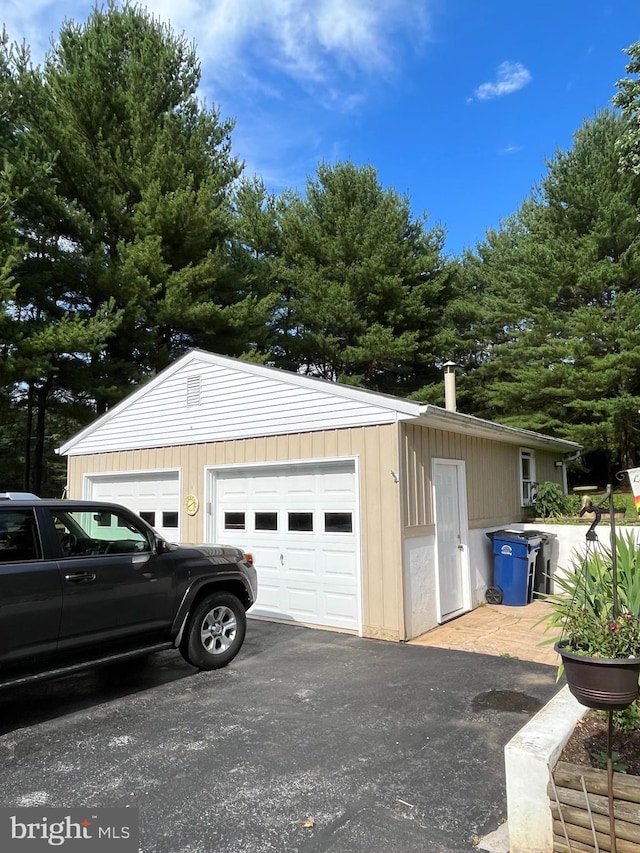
255, 512, 277, 531
224, 512, 245, 531
288, 512, 313, 532
324, 512, 353, 534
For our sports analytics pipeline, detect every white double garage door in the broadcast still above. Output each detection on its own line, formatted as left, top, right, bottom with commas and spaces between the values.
87, 460, 360, 633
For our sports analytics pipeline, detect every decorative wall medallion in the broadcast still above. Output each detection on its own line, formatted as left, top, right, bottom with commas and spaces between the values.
184, 494, 199, 516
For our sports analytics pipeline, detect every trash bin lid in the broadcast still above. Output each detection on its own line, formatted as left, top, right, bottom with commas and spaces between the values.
534, 531, 557, 541
486, 528, 539, 540
505, 529, 541, 539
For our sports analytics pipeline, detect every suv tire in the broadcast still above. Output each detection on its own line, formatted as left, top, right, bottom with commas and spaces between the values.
180, 592, 247, 670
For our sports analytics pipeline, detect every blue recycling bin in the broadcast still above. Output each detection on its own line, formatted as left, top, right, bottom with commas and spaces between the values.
486, 530, 541, 606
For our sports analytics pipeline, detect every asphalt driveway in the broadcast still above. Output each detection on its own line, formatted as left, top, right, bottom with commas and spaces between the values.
0, 620, 559, 852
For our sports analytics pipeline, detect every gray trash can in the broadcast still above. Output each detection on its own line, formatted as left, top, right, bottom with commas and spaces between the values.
534, 531, 556, 597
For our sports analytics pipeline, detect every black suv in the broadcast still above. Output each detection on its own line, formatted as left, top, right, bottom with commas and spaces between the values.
0, 494, 257, 687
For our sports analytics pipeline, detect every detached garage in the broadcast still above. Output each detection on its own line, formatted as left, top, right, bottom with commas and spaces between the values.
58, 349, 579, 641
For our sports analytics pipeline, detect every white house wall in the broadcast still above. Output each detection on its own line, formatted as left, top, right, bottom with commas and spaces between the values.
399, 422, 569, 635
404, 527, 500, 636
403, 535, 437, 637
468, 528, 495, 601
65, 355, 399, 455
524, 522, 640, 592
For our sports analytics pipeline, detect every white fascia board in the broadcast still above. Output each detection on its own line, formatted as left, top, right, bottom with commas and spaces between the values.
414, 405, 582, 453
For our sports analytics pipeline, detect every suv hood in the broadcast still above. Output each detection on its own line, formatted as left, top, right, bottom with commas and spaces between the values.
178, 543, 248, 562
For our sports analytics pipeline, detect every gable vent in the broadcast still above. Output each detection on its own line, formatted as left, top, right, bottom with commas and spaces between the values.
186, 376, 202, 408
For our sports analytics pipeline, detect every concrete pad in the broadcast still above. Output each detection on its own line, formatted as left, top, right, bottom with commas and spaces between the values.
411, 601, 559, 667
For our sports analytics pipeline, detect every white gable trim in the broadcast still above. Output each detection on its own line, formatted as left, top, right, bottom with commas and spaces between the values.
57, 349, 581, 457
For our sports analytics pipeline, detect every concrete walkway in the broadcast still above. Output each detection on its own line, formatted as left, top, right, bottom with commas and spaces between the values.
411, 600, 559, 667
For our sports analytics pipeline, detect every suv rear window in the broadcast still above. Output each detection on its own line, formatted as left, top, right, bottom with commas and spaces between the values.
0, 509, 42, 562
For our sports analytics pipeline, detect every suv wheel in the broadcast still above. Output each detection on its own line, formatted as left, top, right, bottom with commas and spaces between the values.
180, 592, 246, 670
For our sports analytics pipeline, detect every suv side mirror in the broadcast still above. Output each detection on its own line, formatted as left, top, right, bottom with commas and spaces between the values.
154, 536, 169, 554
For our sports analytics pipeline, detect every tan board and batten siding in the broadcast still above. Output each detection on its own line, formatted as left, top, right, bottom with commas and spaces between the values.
401, 422, 563, 534
61, 349, 580, 643
66, 425, 404, 641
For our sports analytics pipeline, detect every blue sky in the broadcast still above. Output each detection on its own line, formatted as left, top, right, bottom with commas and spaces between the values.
3, 1, 640, 257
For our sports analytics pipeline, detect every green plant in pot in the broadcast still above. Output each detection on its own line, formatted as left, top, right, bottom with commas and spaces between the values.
544, 530, 640, 711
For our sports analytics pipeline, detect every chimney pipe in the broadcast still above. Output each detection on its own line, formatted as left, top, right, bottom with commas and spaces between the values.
444, 361, 457, 412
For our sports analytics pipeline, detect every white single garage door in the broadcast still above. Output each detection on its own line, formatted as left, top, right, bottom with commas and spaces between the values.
212, 461, 360, 632
86, 471, 181, 542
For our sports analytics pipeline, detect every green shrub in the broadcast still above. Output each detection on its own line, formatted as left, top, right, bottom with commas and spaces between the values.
564, 494, 582, 516
533, 482, 572, 518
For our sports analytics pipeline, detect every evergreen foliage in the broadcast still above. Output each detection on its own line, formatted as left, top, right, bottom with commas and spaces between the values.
459, 110, 640, 470
0, 3, 270, 491
272, 161, 450, 395
2, 7, 640, 489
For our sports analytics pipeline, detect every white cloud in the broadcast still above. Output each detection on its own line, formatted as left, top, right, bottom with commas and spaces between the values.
3, 0, 431, 104
499, 144, 523, 155
473, 61, 532, 101
1, 0, 433, 205
2, 0, 71, 60
163, 0, 431, 89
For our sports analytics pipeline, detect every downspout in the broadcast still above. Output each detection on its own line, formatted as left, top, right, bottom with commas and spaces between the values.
560, 450, 582, 495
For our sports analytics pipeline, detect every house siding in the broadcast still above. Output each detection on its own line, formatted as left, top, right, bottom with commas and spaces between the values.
400, 423, 565, 532
65, 356, 400, 455
66, 423, 405, 641
534, 451, 564, 489
398, 424, 567, 637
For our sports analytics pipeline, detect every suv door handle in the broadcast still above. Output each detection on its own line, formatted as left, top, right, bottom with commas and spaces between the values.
64, 572, 97, 583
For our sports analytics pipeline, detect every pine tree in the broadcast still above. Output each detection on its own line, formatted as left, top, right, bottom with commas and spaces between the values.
462, 112, 640, 469
274, 161, 450, 395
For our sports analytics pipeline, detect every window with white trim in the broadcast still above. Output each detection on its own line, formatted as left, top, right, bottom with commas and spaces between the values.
520, 449, 536, 506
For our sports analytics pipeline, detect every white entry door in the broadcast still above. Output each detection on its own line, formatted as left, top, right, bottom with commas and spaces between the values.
211, 461, 360, 632
433, 460, 470, 622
